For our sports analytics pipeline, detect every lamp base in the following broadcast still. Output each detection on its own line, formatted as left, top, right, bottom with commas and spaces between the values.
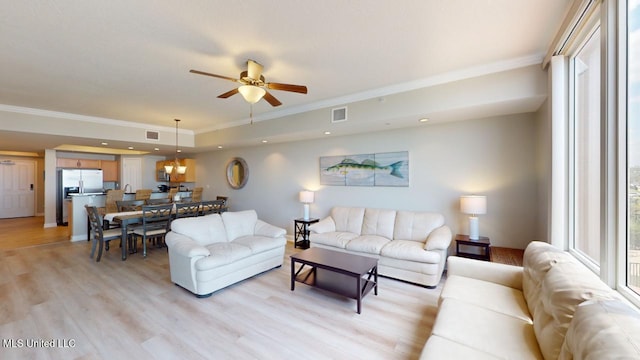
303, 204, 310, 220
468, 216, 479, 240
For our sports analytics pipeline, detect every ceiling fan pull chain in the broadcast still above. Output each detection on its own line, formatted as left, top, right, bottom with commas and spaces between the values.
250, 104, 254, 125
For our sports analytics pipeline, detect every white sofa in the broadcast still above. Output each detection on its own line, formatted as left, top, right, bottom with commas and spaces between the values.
421, 241, 640, 359
165, 210, 287, 297
308, 207, 452, 287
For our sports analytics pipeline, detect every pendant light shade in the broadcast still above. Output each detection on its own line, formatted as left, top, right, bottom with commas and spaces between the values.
166, 118, 186, 177
238, 85, 266, 104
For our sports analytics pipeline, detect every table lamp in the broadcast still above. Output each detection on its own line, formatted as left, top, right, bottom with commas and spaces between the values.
460, 195, 487, 240
299, 190, 314, 220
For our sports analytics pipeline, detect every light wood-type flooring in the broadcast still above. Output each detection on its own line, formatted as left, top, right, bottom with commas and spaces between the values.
0, 224, 442, 359
0, 217, 69, 250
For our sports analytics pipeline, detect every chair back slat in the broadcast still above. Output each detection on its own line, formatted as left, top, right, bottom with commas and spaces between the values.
116, 199, 145, 212
175, 202, 200, 218
200, 200, 226, 216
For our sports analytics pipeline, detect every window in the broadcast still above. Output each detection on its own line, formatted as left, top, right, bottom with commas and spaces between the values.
570, 24, 602, 268
626, 0, 640, 295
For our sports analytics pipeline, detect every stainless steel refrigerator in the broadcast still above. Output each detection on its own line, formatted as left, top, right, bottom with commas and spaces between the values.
56, 169, 104, 225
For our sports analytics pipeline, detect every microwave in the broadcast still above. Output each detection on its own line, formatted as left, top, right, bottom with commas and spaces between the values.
157, 169, 169, 182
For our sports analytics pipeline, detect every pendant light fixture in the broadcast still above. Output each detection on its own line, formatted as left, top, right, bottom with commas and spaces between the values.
164, 119, 187, 176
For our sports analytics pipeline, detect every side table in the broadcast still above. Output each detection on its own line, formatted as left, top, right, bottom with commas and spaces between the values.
455, 234, 491, 261
294, 218, 319, 249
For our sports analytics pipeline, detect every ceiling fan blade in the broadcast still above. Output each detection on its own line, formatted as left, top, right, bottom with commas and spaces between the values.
247, 60, 263, 80
217, 88, 239, 98
263, 91, 282, 107
266, 82, 308, 94
190, 69, 239, 82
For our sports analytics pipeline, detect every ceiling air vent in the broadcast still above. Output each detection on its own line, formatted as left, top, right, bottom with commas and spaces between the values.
145, 130, 159, 141
332, 106, 347, 123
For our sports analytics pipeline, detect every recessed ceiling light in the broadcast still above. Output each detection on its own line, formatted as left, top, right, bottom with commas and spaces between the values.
217, 145, 223, 149
128, 146, 134, 150
101, 142, 108, 146
177, 149, 182, 153
419, 118, 429, 123
262, 140, 268, 143
324, 131, 331, 135
154, 148, 160, 151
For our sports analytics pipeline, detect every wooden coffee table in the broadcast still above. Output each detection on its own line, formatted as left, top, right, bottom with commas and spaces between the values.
290, 247, 378, 314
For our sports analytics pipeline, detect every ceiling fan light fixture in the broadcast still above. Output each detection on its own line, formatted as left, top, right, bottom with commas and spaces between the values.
238, 85, 266, 104
164, 164, 174, 173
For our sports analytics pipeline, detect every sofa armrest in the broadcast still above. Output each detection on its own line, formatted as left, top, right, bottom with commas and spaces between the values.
424, 225, 452, 251
254, 219, 286, 238
447, 256, 523, 290
308, 216, 335, 234
165, 232, 211, 258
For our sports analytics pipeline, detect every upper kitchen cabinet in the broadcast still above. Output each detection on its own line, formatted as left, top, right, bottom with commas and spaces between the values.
100, 160, 119, 182
156, 158, 196, 183
57, 158, 101, 169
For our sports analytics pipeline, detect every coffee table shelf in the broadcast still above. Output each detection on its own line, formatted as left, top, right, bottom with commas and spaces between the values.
295, 267, 377, 301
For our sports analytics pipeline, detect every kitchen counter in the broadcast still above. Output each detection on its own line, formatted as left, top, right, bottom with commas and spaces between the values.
68, 194, 105, 242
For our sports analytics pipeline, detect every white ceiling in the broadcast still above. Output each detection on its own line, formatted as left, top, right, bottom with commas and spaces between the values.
0, 0, 571, 154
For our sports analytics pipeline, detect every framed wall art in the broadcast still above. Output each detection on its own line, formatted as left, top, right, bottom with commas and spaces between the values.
320, 151, 409, 187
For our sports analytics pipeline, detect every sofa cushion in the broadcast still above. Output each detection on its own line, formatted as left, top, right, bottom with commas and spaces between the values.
310, 232, 359, 249
534, 261, 618, 360
222, 210, 258, 241
170, 214, 227, 246
559, 299, 640, 360
380, 239, 439, 263
439, 275, 532, 322
233, 235, 287, 254
393, 211, 444, 242
330, 207, 365, 234
345, 235, 390, 254
308, 216, 335, 233
522, 241, 577, 315
195, 242, 252, 270
361, 208, 396, 240
431, 298, 543, 359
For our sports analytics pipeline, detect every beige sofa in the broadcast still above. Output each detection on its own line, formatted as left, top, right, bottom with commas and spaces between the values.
308, 207, 452, 287
165, 210, 286, 297
421, 241, 640, 359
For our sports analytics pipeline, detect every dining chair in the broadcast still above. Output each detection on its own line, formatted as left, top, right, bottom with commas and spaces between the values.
131, 204, 173, 257
174, 202, 200, 219
216, 196, 228, 208
86, 205, 123, 262
116, 199, 145, 212
200, 199, 226, 216
191, 187, 203, 202
168, 187, 178, 201
146, 198, 171, 205
99, 189, 125, 228
135, 189, 153, 201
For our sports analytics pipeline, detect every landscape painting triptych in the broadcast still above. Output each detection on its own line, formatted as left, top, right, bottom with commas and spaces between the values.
320, 151, 409, 187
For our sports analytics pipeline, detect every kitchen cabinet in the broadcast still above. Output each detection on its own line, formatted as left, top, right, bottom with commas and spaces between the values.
100, 160, 119, 182
57, 158, 101, 169
156, 158, 196, 183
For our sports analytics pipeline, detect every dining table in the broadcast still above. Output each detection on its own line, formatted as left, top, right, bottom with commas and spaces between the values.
103, 201, 228, 260
104, 211, 143, 260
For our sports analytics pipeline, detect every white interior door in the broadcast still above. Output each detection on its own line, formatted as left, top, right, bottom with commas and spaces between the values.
0, 159, 36, 218
121, 157, 142, 192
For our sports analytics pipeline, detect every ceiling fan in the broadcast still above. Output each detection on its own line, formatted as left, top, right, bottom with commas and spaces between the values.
190, 59, 307, 107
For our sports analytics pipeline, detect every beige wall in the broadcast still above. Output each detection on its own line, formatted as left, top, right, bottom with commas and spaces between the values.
196, 112, 541, 250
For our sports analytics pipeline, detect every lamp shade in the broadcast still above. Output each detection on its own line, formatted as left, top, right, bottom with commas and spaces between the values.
460, 195, 487, 215
238, 85, 266, 104
299, 190, 314, 204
